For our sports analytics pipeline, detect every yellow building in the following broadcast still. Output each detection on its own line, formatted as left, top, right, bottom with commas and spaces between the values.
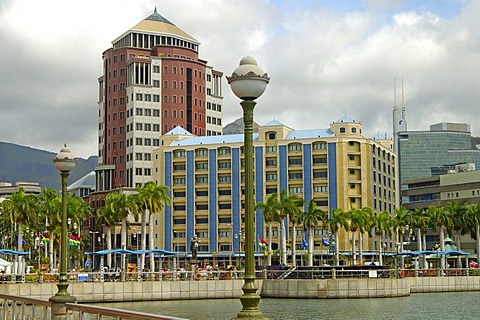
152, 116, 398, 265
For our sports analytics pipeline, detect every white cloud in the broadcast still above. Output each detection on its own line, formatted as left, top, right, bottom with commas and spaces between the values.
0, 0, 479, 158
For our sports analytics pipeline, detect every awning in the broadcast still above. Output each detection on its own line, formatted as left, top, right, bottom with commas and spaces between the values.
0, 249, 29, 255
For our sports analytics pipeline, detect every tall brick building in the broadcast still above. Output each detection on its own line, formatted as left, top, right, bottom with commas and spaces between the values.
96, 8, 223, 192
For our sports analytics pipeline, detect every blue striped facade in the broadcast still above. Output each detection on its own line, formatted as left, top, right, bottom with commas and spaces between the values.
328, 142, 337, 216
164, 152, 172, 250
186, 151, 195, 245
232, 148, 241, 252
255, 146, 265, 246
208, 149, 218, 251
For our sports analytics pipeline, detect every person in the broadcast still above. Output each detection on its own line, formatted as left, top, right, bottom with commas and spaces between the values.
190, 235, 199, 261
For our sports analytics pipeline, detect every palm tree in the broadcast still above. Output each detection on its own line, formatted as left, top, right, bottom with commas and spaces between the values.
429, 203, 454, 272
36, 188, 61, 272
393, 206, 411, 268
348, 206, 372, 266
466, 202, 480, 266
96, 204, 119, 269
326, 207, 349, 266
302, 200, 327, 266
106, 190, 139, 278
370, 211, 393, 266
1, 187, 39, 275
276, 191, 303, 265
255, 194, 279, 266
410, 207, 430, 269
135, 181, 170, 274
289, 201, 304, 266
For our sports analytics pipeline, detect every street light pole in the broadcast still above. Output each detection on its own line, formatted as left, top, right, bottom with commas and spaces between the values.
50, 144, 77, 320
228, 56, 269, 319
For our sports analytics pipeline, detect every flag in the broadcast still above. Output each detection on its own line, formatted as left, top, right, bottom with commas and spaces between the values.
41, 233, 50, 243
302, 238, 308, 248
286, 240, 291, 249
69, 233, 81, 246
322, 237, 330, 246
258, 237, 268, 250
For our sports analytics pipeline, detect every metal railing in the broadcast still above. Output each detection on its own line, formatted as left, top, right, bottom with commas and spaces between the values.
0, 294, 187, 320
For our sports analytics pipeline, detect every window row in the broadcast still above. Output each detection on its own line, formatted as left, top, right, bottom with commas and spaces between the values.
206, 116, 222, 125
206, 102, 222, 112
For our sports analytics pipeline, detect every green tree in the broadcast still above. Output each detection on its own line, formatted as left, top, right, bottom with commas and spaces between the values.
466, 202, 480, 265
370, 211, 393, 266
1, 187, 39, 274
106, 189, 139, 277
429, 203, 454, 272
135, 181, 170, 273
255, 193, 279, 266
348, 206, 373, 266
302, 200, 327, 266
326, 207, 349, 266
289, 200, 304, 266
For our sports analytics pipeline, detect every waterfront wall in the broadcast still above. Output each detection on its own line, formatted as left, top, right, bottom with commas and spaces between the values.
261, 278, 409, 298
3, 276, 480, 302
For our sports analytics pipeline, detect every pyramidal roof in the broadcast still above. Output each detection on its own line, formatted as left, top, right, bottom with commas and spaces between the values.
263, 119, 285, 126
335, 115, 356, 123
130, 8, 198, 42
166, 126, 192, 135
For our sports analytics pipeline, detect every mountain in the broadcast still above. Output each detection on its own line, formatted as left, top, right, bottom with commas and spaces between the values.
0, 142, 97, 190
222, 117, 260, 135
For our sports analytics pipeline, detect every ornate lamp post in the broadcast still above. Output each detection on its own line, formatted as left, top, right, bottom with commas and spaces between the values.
227, 56, 269, 319
50, 144, 77, 319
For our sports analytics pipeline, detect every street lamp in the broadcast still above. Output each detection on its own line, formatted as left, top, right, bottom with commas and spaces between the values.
50, 144, 77, 318
89, 231, 99, 271
227, 56, 269, 319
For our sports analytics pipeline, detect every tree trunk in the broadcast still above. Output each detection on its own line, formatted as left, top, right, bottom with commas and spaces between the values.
280, 218, 287, 265
308, 227, 313, 267
439, 227, 445, 274
106, 227, 112, 269
358, 233, 363, 265
378, 235, 383, 266
49, 231, 54, 273
17, 223, 23, 275
121, 220, 127, 280
267, 223, 272, 266
149, 212, 155, 273
351, 232, 356, 266
291, 224, 296, 266
477, 225, 480, 268
334, 231, 339, 267
140, 210, 148, 272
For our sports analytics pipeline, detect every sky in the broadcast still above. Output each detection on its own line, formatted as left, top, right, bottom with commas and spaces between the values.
1, 0, 479, 158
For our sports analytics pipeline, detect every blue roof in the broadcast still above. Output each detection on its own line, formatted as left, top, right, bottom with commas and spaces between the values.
171, 133, 259, 146
69, 171, 95, 189
371, 132, 387, 140
335, 115, 356, 123
165, 126, 192, 136
263, 119, 285, 126
285, 129, 334, 140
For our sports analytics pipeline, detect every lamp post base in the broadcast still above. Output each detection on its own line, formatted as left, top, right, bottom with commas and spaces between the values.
49, 286, 76, 320
233, 276, 269, 319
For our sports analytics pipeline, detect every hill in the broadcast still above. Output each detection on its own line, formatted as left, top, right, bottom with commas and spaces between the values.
222, 117, 259, 135
0, 141, 97, 190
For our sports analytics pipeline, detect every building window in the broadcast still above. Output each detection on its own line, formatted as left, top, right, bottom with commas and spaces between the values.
340, 127, 346, 133
136, 93, 143, 101
288, 144, 302, 151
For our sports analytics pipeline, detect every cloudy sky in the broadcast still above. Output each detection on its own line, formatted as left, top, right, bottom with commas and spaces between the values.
1, 0, 479, 158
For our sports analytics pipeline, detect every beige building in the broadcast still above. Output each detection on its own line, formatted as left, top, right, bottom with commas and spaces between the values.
152, 116, 398, 265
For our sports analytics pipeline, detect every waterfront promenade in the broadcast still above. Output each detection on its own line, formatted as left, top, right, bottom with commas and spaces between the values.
2, 268, 480, 303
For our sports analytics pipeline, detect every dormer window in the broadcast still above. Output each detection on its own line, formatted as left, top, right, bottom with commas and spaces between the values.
340, 127, 346, 133
351, 127, 357, 134
269, 132, 276, 140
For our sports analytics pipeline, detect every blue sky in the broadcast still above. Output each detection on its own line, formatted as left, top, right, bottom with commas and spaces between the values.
0, 0, 479, 157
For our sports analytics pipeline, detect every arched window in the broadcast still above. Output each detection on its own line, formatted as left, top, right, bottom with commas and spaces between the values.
340, 127, 346, 133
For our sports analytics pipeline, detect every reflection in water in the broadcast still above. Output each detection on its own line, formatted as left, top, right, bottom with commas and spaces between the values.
97, 292, 477, 320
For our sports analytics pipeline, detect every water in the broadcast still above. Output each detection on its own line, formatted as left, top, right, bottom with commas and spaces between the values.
97, 292, 479, 320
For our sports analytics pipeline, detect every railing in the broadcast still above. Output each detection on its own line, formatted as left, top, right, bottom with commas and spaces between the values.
1, 267, 477, 284
0, 294, 187, 320
0, 294, 50, 320
263, 267, 478, 279
66, 303, 187, 320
